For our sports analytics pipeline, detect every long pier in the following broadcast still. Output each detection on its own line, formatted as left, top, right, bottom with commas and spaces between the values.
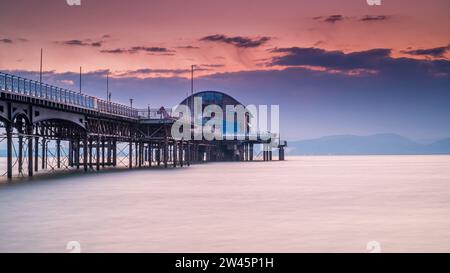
0, 72, 285, 181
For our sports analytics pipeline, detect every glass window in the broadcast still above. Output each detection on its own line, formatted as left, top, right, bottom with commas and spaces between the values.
12, 77, 19, 92
24, 80, 30, 95
30, 81, 34, 96
36, 84, 42, 97
18, 78, 24, 94
0, 74, 5, 90
30, 82, 35, 96
56, 88, 60, 101
43, 85, 47, 98
6, 75, 12, 91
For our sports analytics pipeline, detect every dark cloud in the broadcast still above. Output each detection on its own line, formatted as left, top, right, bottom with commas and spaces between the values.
360, 15, 390, 22
57, 39, 103, 47
0, 38, 13, 44
117, 65, 217, 77
200, 34, 270, 48
129, 46, 175, 54
0, 37, 28, 44
200, 64, 225, 68
271, 47, 391, 70
56, 35, 111, 48
270, 46, 450, 78
100, 48, 127, 54
177, 45, 200, 49
313, 15, 390, 24
402, 45, 450, 58
91, 42, 103, 47
101, 46, 175, 55
314, 15, 346, 23
324, 15, 345, 23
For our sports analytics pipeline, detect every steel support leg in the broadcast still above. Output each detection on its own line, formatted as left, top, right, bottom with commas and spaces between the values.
27, 126, 33, 177
6, 123, 13, 180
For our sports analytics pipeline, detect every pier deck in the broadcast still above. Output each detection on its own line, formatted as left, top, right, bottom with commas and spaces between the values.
0, 72, 283, 181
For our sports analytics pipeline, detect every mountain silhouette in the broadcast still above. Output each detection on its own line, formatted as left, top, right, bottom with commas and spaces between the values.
288, 134, 450, 155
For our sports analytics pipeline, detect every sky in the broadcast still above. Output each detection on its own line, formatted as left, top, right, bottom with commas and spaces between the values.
0, 0, 449, 140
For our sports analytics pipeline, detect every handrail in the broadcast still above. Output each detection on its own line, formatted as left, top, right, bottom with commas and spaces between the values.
136, 108, 176, 120
0, 71, 138, 119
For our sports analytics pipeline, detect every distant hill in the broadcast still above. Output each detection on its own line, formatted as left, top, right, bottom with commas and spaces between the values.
287, 134, 450, 155
1, 134, 450, 156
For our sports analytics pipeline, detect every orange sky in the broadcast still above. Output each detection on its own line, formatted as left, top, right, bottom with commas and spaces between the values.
0, 0, 449, 78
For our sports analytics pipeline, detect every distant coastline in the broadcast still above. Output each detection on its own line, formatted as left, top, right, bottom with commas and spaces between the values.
1, 134, 450, 157
286, 134, 450, 156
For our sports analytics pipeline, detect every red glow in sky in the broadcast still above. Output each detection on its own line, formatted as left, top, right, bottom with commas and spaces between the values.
1, 0, 449, 78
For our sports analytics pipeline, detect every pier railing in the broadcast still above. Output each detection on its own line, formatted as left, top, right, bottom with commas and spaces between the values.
0, 72, 138, 119
135, 107, 183, 120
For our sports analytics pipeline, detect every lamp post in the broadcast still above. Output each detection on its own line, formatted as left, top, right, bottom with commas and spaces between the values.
39, 48, 43, 83
130, 98, 134, 117
79, 66, 82, 94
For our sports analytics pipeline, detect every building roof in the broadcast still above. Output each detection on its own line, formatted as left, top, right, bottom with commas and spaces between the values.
179, 90, 244, 107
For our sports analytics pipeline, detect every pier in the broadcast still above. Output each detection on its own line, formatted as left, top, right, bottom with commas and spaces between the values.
0, 72, 286, 181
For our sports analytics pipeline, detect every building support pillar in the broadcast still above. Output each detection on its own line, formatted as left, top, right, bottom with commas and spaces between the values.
18, 129, 23, 174
6, 123, 13, 180
156, 143, 161, 166
164, 138, 168, 168
179, 141, 184, 167
27, 125, 33, 177
263, 144, 267, 161
173, 141, 177, 168
56, 139, 61, 169
68, 140, 73, 167
279, 146, 285, 161
102, 139, 106, 168
42, 138, 47, 169
75, 140, 80, 169
112, 140, 117, 167
89, 139, 93, 169
34, 134, 39, 172
148, 142, 153, 167
83, 136, 88, 172
129, 140, 133, 169
186, 141, 190, 166
96, 138, 101, 171
107, 140, 111, 166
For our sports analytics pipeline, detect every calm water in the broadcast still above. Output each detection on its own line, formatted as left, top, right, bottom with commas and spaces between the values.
0, 156, 449, 253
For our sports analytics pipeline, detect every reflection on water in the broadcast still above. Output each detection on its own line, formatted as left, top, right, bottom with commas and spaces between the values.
0, 156, 449, 253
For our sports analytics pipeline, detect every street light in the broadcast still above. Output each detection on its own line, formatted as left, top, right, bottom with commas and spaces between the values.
130, 98, 134, 117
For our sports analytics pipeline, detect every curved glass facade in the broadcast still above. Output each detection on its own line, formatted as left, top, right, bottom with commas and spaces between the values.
180, 91, 249, 137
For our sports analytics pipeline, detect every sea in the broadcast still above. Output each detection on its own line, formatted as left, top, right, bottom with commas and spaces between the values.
0, 156, 449, 253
